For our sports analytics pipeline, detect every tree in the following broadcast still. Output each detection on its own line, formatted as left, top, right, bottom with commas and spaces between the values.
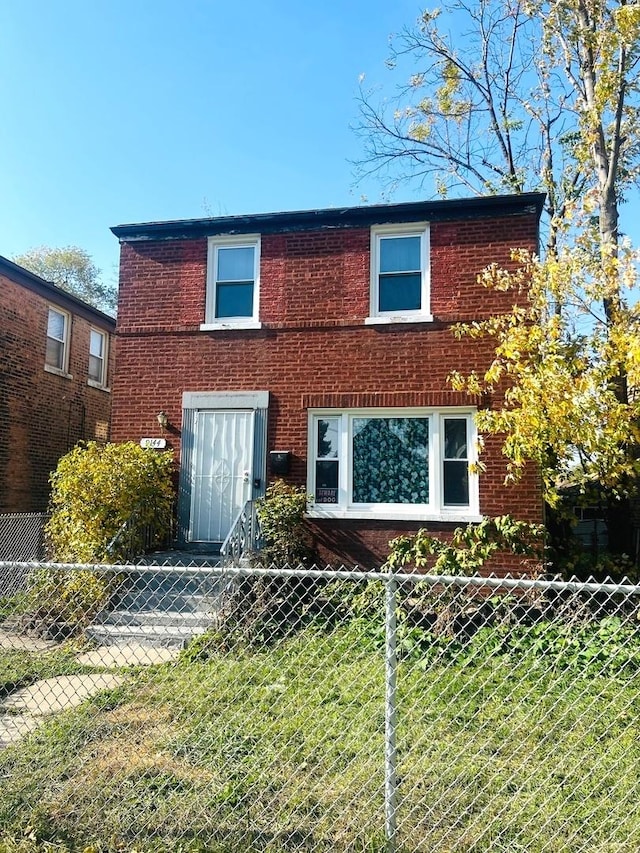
449, 239, 640, 553
356, 0, 640, 560
356, 0, 640, 257
14, 245, 117, 315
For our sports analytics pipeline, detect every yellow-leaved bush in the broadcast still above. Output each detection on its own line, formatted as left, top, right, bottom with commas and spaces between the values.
26, 442, 175, 637
46, 441, 175, 563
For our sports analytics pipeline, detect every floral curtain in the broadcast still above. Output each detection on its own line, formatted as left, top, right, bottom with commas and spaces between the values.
352, 417, 429, 504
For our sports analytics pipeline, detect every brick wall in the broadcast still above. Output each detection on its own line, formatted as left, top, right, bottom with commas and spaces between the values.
0, 273, 114, 512
112, 210, 543, 567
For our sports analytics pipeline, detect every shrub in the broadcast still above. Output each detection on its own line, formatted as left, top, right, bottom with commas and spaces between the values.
255, 480, 314, 568
22, 568, 115, 640
26, 442, 175, 638
46, 441, 174, 563
197, 481, 317, 650
383, 515, 545, 641
386, 514, 545, 575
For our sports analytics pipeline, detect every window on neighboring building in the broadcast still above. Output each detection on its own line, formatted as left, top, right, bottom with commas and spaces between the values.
45, 307, 69, 372
204, 234, 261, 327
88, 328, 107, 386
308, 409, 477, 518
368, 224, 431, 323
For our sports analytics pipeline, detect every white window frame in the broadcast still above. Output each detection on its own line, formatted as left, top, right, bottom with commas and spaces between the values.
306, 408, 480, 521
44, 306, 71, 377
201, 234, 262, 331
87, 327, 109, 389
366, 223, 432, 325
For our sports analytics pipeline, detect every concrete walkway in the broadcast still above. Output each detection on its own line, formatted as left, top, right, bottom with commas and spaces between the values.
4, 672, 126, 712
0, 638, 179, 749
76, 642, 178, 668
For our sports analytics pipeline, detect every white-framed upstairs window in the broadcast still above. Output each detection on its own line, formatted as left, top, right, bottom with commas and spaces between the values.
202, 234, 261, 330
88, 328, 108, 388
45, 306, 71, 376
366, 223, 432, 324
307, 408, 479, 521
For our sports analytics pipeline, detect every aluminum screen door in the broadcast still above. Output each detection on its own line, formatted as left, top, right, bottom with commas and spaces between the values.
188, 409, 255, 543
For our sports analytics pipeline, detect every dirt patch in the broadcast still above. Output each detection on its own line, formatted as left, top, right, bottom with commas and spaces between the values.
0, 626, 59, 652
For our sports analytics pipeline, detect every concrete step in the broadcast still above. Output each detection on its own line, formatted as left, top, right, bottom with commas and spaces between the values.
115, 573, 231, 599
119, 574, 218, 593
85, 623, 209, 649
96, 609, 218, 628
85, 565, 234, 649
117, 592, 218, 612
137, 550, 222, 568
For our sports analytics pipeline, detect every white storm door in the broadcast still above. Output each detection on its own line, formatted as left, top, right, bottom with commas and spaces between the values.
189, 410, 255, 542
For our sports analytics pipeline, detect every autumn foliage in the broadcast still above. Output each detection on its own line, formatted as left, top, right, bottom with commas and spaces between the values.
46, 441, 174, 563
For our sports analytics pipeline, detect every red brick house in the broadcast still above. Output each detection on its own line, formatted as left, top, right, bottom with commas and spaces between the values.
110, 194, 544, 567
0, 256, 116, 513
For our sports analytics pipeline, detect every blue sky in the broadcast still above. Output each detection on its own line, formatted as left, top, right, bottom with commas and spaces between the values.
1, 1, 638, 294
0, 0, 425, 287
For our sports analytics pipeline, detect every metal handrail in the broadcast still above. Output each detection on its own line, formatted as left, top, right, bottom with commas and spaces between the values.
220, 500, 261, 564
105, 514, 136, 558
106, 507, 169, 562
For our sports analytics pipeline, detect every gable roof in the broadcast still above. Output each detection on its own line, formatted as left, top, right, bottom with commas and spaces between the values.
0, 255, 116, 329
111, 192, 545, 243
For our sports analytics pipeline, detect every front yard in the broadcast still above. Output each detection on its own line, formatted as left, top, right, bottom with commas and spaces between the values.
0, 615, 639, 853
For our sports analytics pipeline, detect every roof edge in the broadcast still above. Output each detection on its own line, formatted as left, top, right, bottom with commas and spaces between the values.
0, 255, 116, 328
111, 192, 546, 243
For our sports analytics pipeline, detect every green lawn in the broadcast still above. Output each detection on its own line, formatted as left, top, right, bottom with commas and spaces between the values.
0, 619, 639, 853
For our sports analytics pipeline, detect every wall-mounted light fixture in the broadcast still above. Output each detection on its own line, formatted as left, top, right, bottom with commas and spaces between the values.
156, 411, 169, 431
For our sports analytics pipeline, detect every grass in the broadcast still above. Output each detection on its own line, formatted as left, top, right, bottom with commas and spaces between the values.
0, 616, 639, 852
0, 591, 31, 622
0, 644, 99, 698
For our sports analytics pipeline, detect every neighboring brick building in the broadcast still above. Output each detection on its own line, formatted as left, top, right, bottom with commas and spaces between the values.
0, 256, 115, 512
110, 193, 544, 567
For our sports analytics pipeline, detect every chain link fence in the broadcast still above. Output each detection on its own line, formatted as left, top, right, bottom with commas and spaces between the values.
0, 514, 49, 563
1, 559, 640, 852
0, 514, 49, 603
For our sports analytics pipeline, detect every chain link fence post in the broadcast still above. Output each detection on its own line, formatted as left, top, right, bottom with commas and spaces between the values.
385, 570, 398, 852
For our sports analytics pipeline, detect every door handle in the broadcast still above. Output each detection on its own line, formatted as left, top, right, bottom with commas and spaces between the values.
243, 470, 250, 483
